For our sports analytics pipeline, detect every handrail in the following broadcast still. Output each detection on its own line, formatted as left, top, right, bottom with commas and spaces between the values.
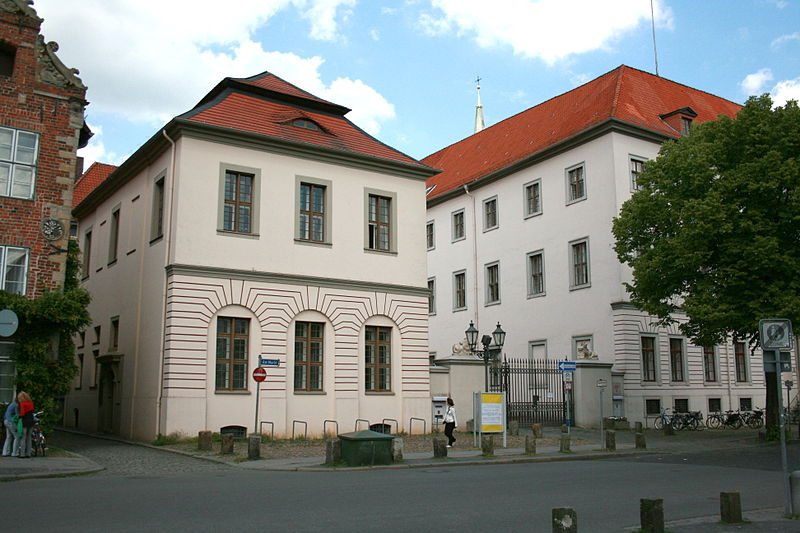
323, 419, 338, 438
355, 418, 370, 431
409, 417, 426, 434
292, 420, 307, 440
259, 421, 274, 440
381, 418, 398, 434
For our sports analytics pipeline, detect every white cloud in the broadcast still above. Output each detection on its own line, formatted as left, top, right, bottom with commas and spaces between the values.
771, 32, 800, 49
771, 78, 800, 107
323, 78, 396, 134
740, 68, 774, 95
34, 0, 390, 136
418, 0, 673, 64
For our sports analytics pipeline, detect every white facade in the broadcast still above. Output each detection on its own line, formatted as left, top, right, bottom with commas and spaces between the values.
427, 130, 771, 425
65, 76, 435, 440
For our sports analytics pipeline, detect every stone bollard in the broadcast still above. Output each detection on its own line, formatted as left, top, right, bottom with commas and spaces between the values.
720, 492, 743, 523
551, 507, 577, 533
433, 436, 448, 458
198, 430, 212, 451
509, 420, 519, 436
247, 434, 261, 460
481, 435, 495, 456
325, 439, 341, 465
635, 432, 647, 449
392, 437, 404, 462
792, 472, 800, 514
531, 423, 543, 438
635, 421, 643, 433
220, 434, 234, 454
664, 421, 675, 436
525, 435, 537, 455
604, 429, 616, 451
560, 432, 571, 453
640, 498, 664, 533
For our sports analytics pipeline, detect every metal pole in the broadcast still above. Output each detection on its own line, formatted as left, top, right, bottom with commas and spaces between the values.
776, 359, 792, 515
254, 379, 261, 435
599, 386, 604, 448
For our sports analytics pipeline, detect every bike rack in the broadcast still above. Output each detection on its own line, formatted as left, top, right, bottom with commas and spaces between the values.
292, 420, 307, 440
409, 417, 426, 435
381, 418, 398, 434
259, 421, 274, 440
323, 419, 338, 438
355, 418, 370, 431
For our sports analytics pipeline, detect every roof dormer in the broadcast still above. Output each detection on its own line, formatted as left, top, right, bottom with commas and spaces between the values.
659, 106, 698, 136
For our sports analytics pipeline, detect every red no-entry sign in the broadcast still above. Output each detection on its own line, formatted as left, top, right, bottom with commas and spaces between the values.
252, 367, 267, 382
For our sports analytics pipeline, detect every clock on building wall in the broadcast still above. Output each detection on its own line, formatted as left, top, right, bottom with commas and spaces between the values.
41, 218, 64, 241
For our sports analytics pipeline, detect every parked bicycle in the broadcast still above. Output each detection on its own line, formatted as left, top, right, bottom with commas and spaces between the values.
706, 410, 743, 429
672, 410, 703, 431
30, 411, 46, 457
653, 408, 675, 430
741, 408, 764, 429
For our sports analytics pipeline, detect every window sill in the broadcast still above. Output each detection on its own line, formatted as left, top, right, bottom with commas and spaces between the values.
216, 230, 260, 240
527, 292, 546, 299
294, 391, 327, 395
569, 283, 591, 291
149, 235, 163, 246
452, 307, 468, 313
451, 236, 466, 243
214, 390, 252, 395
363, 248, 397, 256
107, 259, 117, 268
484, 301, 501, 307
294, 238, 332, 248
524, 211, 543, 220
482, 225, 499, 233
566, 196, 587, 206
366, 391, 395, 396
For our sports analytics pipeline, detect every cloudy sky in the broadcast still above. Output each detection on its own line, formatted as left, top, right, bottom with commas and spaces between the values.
34, 0, 800, 168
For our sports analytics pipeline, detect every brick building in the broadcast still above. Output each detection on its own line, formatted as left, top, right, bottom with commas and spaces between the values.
0, 0, 91, 299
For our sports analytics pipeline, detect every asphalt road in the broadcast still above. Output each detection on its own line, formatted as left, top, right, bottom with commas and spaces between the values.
5, 431, 795, 533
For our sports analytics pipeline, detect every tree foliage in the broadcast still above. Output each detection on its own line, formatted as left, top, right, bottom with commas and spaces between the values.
0, 239, 91, 425
613, 95, 800, 347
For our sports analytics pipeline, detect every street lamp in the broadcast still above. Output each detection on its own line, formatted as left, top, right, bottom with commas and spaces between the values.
465, 321, 506, 390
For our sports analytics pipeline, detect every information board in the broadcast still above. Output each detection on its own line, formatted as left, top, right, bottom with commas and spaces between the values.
480, 393, 504, 433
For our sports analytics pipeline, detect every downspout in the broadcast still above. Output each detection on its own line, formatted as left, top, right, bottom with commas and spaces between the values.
724, 341, 732, 410
463, 184, 479, 330
156, 129, 177, 438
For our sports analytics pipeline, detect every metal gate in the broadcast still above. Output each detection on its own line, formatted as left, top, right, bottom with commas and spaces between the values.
488, 357, 572, 427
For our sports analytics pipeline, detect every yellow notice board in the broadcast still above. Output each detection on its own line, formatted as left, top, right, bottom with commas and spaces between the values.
480, 393, 504, 433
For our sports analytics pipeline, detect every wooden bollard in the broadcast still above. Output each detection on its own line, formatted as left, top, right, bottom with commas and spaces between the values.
604, 429, 616, 451
552, 507, 577, 533
531, 423, 543, 438
720, 492, 743, 523
325, 439, 341, 465
198, 430, 212, 451
247, 434, 261, 460
635, 432, 647, 449
481, 435, 495, 456
525, 435, 536, 455
220, 434, 234, 454
640, 498, 664, 533
433, 436, 448, 458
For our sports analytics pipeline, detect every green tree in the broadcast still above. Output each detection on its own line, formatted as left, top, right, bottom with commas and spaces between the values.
0, 239, 91, 425
613, 95, 800, 431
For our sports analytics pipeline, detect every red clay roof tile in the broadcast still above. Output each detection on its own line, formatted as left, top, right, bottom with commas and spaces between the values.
73, 162, 117, 207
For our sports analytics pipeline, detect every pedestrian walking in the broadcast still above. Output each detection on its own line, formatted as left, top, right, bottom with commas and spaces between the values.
443, 397, 457, 447
16, 392, 34, 458
2, 398, 20, 457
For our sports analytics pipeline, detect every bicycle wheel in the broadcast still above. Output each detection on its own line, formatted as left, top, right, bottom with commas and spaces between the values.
39, 435, 46, 457
672, 417, 685, 431
687, 417, 699, 431
707, 415, 722, 429
654, 417, 664, 430
749, 416, 764, 429
729, 417, 743, 430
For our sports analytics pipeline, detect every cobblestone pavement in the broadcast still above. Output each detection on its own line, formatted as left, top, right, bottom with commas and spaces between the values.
48, 430, 232, 476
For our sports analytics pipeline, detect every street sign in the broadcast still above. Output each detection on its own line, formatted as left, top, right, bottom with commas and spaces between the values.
563, 372, 573, 383
252, 367, 267, 382
260, 358, 279, 367
558, 361, 577, 372
0, 309, 18, 337
564, 382, 572, 391
760, 319, 793, 351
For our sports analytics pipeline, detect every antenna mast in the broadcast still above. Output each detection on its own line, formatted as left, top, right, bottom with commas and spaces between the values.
650, 0, 660, 76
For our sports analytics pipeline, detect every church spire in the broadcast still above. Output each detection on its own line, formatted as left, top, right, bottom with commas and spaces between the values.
474, 76, 485, 133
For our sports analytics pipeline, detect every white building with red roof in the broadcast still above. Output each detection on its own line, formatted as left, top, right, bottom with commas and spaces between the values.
66, 72, 437, 440
425, 65, 766, 427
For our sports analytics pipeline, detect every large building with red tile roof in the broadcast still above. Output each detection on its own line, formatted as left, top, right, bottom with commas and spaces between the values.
66, 71, 438, 440
425, 65, 765, 426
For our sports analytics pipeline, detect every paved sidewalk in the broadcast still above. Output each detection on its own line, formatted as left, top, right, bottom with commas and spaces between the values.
2, 427, 799, 532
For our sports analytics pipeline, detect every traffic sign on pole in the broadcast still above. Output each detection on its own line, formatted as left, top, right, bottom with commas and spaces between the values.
558, 361, 576, 372
252, 367, 267, 382
260, 358, 280, 367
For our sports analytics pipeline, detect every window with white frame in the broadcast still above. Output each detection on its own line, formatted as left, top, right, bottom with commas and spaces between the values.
365, 325, 391, 392
0, 341, 15, 403
294, 321, 323, 392
569, 238, 590, 289
215, 317, 249, 391
483, 196, 498, 231
703, 346, 717, 382
427, 277, 436, 315
630, 157, 646, 191
485, 262, 500, 305
82, 230, 92, 279
298, 182, 327, 243
524, 179, 542, 217
734, 341, 748, 382
453, 270, 466, 310
669, 337, 685, 382
452, 209, 465, 241
0, 245, 28, 295
108, 206, 120, 264
0, 127, 38, 200
528, 340, 547, 360
150, 176, 165, 242
365, 189, 396, 252
641, 336, 657, 381
426, 221, 435, 250
222, 170, 254, 233
566, 163, 586, 203
526, 250, 545, 297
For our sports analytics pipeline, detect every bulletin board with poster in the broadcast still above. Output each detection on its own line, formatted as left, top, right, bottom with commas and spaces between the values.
473, 391, 507, 448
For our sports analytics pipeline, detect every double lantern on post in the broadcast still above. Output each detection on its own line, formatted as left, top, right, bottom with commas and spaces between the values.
464, 321, 506, 391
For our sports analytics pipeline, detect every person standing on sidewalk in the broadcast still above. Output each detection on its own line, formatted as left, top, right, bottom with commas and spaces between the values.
16, 392, 34, 458
2, 399, 20, 457
443, 397, 457, 447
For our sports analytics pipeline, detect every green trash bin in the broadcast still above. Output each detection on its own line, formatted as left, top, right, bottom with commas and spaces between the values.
338, 429, 395, 466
